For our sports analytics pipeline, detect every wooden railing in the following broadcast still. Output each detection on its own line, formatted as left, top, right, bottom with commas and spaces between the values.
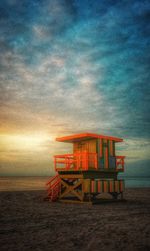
46, 174, 61, 201
54, 153, 125, 172
116, 156, 125, 171
54, 152, 98, 171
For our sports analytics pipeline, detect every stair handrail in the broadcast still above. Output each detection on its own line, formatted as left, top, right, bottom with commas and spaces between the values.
46, 173, 61, 200
46, 173, 60, 186
47, 179, 60, 192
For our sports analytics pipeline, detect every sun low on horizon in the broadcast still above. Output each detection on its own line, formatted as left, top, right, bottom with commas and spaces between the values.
0, 0, 150, 176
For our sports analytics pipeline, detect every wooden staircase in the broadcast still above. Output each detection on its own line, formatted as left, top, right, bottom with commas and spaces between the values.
45, 174, 60, 201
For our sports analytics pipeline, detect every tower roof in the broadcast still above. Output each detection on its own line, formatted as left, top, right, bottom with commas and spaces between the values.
56, 132, 123, 143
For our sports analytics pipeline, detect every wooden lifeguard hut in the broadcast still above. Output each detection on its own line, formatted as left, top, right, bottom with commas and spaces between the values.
46, 132, 125, 203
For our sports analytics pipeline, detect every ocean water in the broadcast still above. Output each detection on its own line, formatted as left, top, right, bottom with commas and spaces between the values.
0, 176, 48, 191
0, 176, 149, 191
122, 176, 150, 188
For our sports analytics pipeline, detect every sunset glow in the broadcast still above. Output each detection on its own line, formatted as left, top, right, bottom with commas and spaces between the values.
0, 133, 52, 151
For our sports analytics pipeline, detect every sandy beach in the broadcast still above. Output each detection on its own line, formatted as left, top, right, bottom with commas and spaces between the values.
0, 188, 150, 251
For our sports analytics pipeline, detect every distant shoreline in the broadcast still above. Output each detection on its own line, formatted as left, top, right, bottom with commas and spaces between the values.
0, 176, 150, 192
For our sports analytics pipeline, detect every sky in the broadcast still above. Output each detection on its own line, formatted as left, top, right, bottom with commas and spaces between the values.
0, 0, 150, 176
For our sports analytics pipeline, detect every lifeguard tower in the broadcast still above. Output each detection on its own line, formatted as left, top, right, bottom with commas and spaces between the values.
46, 133, 125, 203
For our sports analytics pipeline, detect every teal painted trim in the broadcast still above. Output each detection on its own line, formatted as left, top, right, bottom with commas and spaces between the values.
113, 141, 115, 156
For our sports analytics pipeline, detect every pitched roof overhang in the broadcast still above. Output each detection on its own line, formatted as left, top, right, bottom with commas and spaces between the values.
56, 132, 123, 143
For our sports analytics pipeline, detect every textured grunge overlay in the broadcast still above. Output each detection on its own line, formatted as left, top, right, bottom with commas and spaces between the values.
0, 0, 150, 176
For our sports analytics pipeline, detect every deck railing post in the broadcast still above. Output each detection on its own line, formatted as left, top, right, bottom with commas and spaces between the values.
116, 156, 125, 171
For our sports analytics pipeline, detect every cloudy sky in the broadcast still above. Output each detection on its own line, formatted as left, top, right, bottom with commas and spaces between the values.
0, 0, 150, 176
